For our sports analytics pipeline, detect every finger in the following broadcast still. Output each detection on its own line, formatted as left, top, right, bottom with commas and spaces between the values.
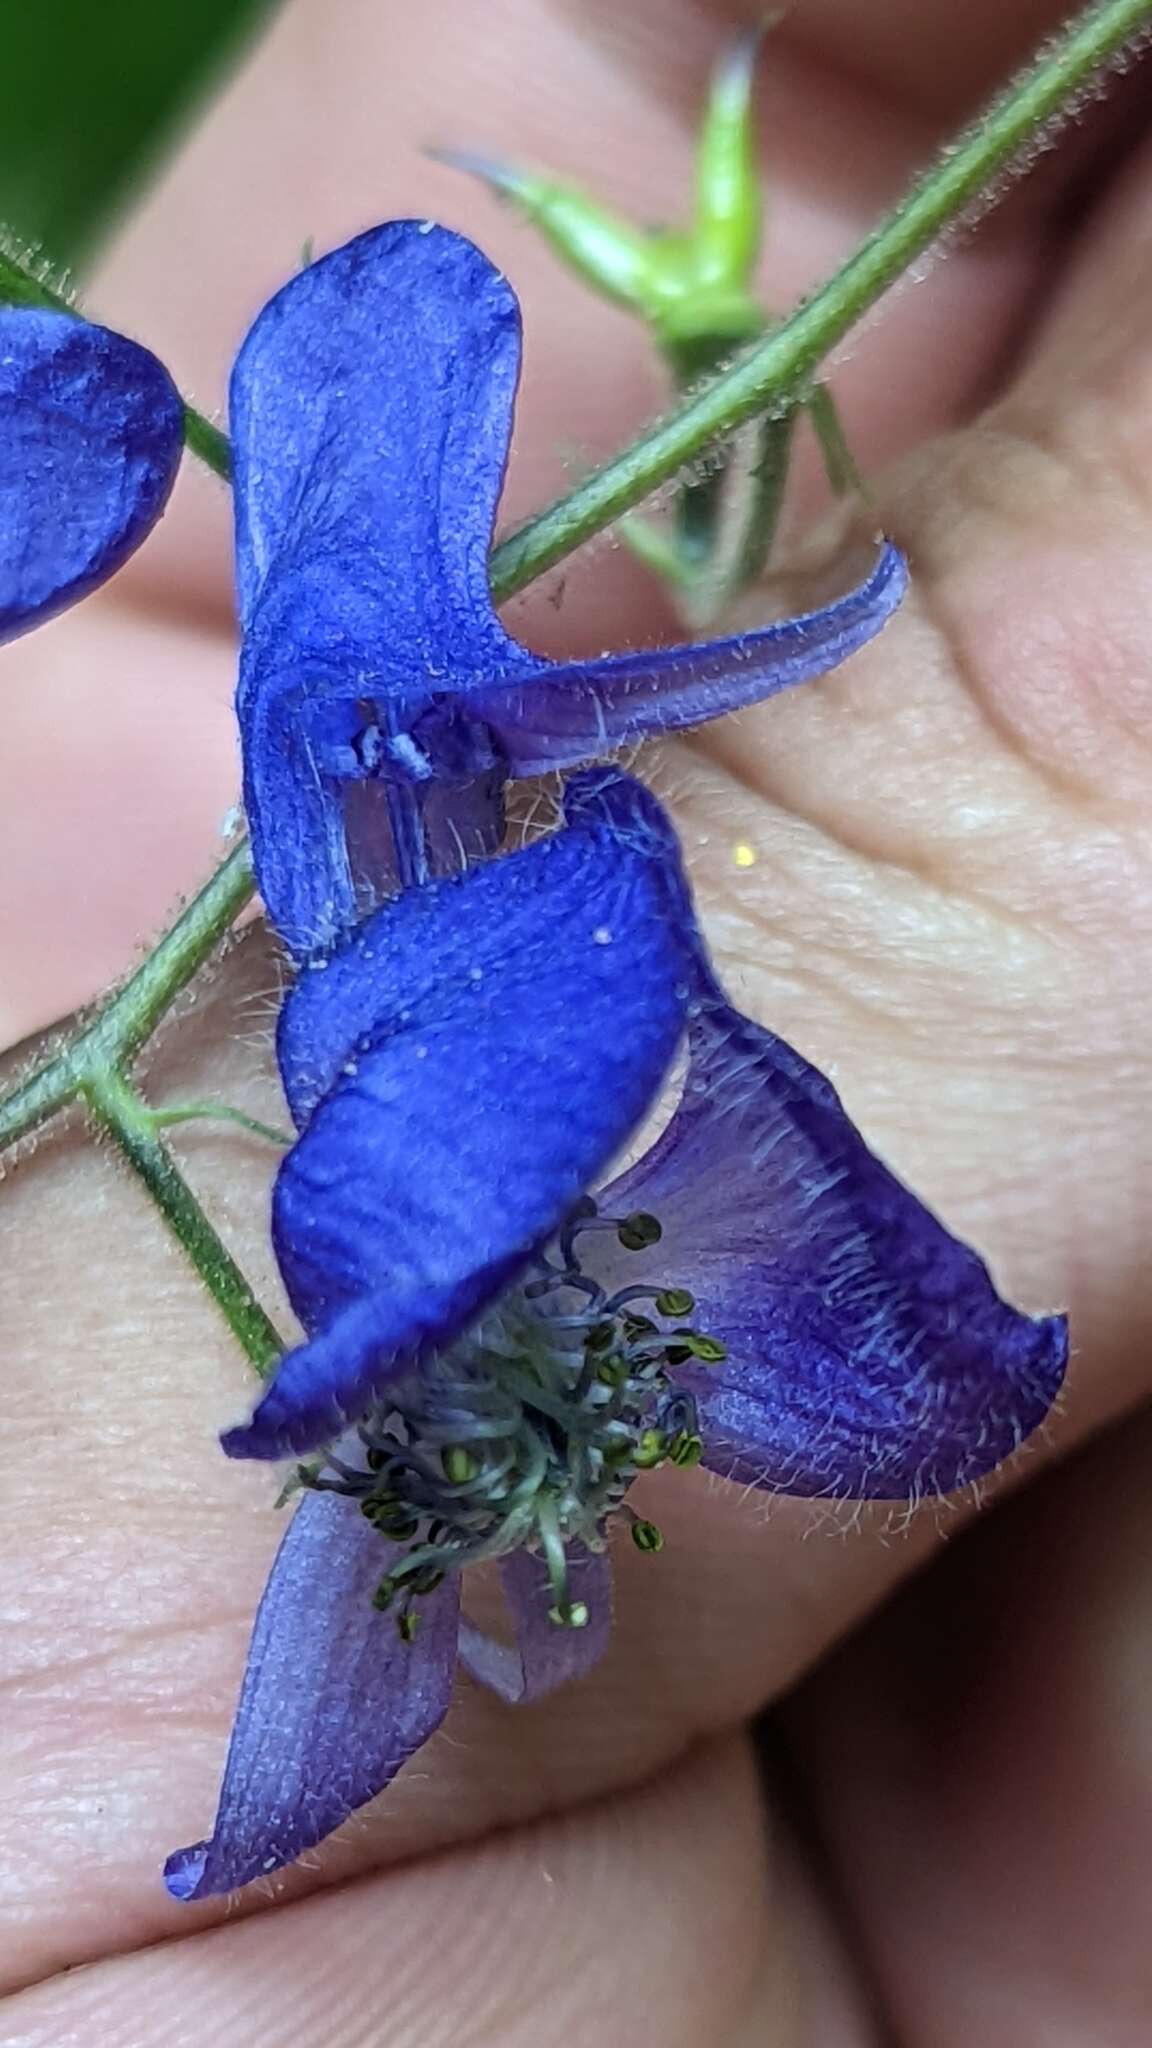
3, 0, 1137, 1028
0, 926, 1068, 1984
0, 1733, 885, 2048
786, 1405, 1152, 2042
0, 1737, 806, 2047
0, 601, 237, 1045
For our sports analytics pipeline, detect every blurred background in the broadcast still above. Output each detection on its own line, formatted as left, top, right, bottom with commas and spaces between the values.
0, 0, 273, 264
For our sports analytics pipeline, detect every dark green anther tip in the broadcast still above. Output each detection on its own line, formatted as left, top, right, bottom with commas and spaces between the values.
372, 1576, 397, 1612
548, 1600, 590, 1630
668, 1430, 705, 1469
631, 1518, 665, 1553
409, 1565, 446, 1596
623, 1312, 659, 1340
586, 1320, 617, 1353
442, 1444, 479, 1484
631, 1427, 667, 1470
361, 1497, 420, 1540
618, 1211, 663, 1251
672, 1329, 729, 1363
397, 1610, 421, 1644
655, 1287, 696, 1318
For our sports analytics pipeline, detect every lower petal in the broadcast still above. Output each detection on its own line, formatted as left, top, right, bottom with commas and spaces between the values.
457, 1544, 613, 1703
164, 1489, 459, 1900
600, 989, 1068, 1500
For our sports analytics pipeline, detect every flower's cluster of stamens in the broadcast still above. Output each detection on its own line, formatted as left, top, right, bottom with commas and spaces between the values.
295, 1202, 726, 1640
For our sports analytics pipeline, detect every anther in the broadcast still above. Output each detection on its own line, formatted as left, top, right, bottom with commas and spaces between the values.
616, 1212, 662, 1251
595, 1356, 628, 1387
584, 1321, 616, 1353
672, 1330, 728, 1362
548, 1600, 590, 1630
630, 1428, 667, 1470
442, 1445, 479, 1484
655, 1287, 695, 1318
668, 1430, 704, 1468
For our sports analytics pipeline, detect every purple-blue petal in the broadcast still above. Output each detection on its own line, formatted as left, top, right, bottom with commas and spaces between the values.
0, 308, 183, 642
472, 541, 908, 773
231, 221, 908, 958
231, 220, 535, 956
601, 982, 1067, 1500
457, 1545, 613, 1703
225, 777, 693, 1459
163, 1489, 459, 1901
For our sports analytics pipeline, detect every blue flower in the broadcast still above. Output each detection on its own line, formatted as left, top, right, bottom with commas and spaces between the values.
0, 307, 183, 641
165, 769, 1066, 1900
231, 218, 907, 961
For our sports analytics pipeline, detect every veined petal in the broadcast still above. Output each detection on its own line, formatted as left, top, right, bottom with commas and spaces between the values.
457, 1545, 613, 1703
163, 1489, 459, 1901
602, 979, 1067, 1499
231, 221, 907, 958
0, 308, 183, 642
232, 221, 535, 955
231, 219, 527, 673
471, 541, 907, 774
225, 773, 693, 1459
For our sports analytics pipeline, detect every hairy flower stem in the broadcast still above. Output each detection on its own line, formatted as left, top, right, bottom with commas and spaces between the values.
490, 0, 1152, 590
0, 0, 1147, 1364
83, 1070, 284, 1375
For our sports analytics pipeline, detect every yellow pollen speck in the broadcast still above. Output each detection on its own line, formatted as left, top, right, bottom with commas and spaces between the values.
732, 842, 757, 869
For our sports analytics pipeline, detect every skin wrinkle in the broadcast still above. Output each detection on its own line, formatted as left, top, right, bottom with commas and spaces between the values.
6, 4, 1147, 2031
664, 752, 1078, 1057
685, 714, 1064, 944
0, 0, 1095, 1035
889, 414, 1152, 804
1, 1737, 786, 2043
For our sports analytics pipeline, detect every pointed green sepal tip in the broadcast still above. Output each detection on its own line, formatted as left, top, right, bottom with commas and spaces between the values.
431, 146, 666, 316
692, 21, 773, 291
434, 23, 769, 353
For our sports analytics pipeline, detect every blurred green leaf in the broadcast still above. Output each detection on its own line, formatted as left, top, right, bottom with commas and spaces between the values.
0, 0, 274, 265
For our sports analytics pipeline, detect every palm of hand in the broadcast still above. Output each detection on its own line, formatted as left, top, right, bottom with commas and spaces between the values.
2, 3, 1151, 2041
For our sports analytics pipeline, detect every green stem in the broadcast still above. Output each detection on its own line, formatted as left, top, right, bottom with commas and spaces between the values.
805, 383, 864, 499
487, 0, 1152, 598
83, 1071, 284, 1375
153, 1102, 294, 1147
0, 243, 231, 481
0, 0, 1146, 1368
705, 405, 799, 623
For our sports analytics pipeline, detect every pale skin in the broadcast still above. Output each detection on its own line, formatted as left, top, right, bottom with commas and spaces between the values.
2, 0, 1151, 2039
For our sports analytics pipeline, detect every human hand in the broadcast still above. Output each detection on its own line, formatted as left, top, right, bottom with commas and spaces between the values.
3, 2, 1151, 2040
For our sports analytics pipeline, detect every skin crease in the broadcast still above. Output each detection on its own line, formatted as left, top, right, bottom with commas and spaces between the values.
3, 0, 1152, 2038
